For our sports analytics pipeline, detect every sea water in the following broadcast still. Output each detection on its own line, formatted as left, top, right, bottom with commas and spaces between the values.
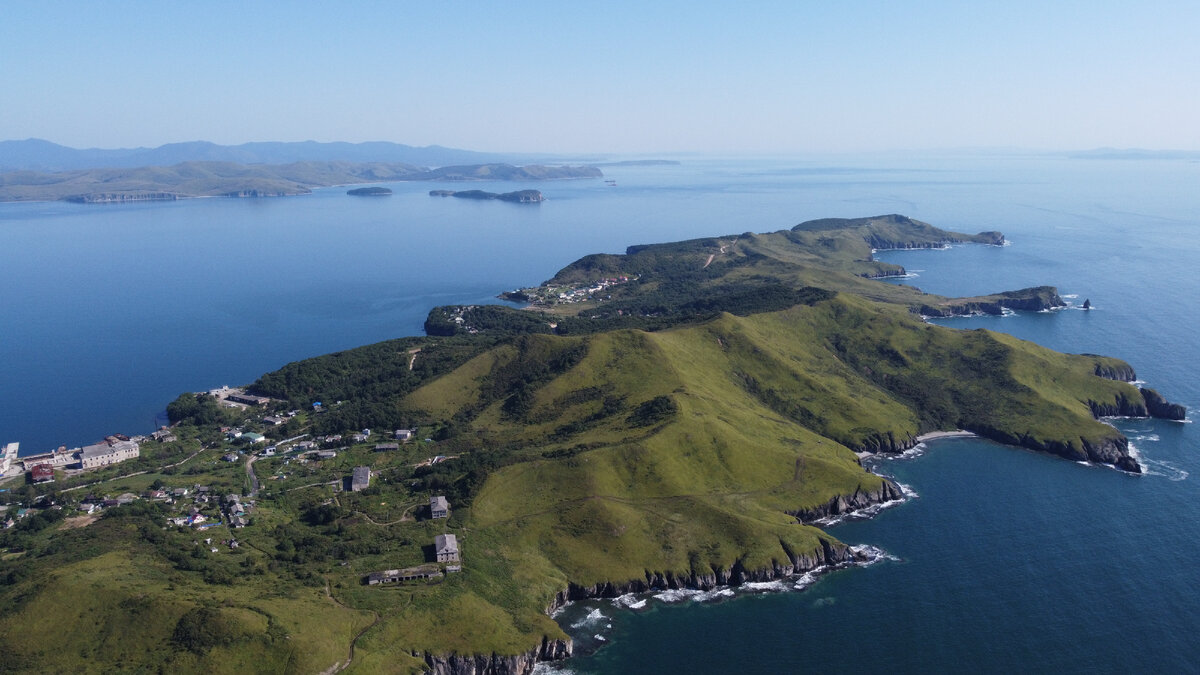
3, 154, 1199, 671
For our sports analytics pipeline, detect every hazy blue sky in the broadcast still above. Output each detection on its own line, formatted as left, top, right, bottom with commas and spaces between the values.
2, 1, 1197, 154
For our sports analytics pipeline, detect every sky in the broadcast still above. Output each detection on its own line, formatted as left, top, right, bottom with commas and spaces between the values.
2, 1, 1198, 154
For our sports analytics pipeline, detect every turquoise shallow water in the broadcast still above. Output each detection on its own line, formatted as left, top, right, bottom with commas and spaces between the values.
2, 154, 1199, 672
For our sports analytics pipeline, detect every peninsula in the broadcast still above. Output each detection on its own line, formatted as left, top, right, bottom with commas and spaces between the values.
0, 215, 1183, 674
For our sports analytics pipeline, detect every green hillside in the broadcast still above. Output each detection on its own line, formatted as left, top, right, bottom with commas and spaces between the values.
0, 215, 1176, 673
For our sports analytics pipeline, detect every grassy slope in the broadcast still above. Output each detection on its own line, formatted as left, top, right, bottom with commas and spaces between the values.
327, 293, 1144, 663
0, 519, 374, 674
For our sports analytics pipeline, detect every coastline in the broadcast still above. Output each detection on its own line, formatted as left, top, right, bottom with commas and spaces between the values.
854, 429, 978, 460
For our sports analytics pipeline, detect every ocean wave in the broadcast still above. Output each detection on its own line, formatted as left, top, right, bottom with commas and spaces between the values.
1062, 294, 1079, 299
610, 593, 647, 610
1140, 458, 1189, 482
593, 634, 607, 642
570, 608, 608, 629
1131, 434, 1160, 442
652, 588, 706, 603
533, 664, 577, 675
739, 580, 789, 593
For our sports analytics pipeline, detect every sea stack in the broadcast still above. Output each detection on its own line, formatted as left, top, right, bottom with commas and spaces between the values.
1083, 298, 1091, 310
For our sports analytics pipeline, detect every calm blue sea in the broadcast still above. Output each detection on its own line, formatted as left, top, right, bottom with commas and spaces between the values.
3, 154, 1199, 671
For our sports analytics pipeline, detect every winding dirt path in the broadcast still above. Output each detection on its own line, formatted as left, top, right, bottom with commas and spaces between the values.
321, 580, 382, 674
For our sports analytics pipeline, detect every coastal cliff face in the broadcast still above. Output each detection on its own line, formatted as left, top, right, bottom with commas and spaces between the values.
546, 536, 868, 613
788, 479, 906, 522
1141, 387, 1188, 420
423, 636, 573, 675
969, 425, 1141, 473
1093, 362, 1137, 381
853, 431, 919, 454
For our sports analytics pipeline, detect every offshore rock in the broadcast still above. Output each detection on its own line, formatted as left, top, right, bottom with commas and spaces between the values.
423, 636, 573, 675
1140, 387, 1187, 420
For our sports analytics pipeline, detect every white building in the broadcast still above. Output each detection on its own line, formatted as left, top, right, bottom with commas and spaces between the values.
80, 440, 140, 469
435, 533, 459, 562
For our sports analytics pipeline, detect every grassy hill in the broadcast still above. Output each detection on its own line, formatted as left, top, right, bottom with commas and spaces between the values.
0, 215, 1176, 673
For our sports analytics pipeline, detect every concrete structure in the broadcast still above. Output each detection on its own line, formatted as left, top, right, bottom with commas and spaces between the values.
367, 565, 442, 585
430, 495, 450, 519
242, 432, 266, 444
80, 440, 140, 469
2, 442, 19, 474
435, 533, 459, 562
20, 447, 75, 472
227, 393, 270, 407
351, 466, 371, 492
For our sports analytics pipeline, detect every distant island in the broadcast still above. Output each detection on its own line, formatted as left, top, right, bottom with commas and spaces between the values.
346, 186, 392, 196
429, 188, 544, 203
0, 213, 1183, 673
0, 161, 601, 203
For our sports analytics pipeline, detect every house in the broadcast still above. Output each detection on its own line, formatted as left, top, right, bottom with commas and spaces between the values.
351, 466, 371, 492
30, 464, 55, 483
317, 450, 338, 459
79, 440, 140, 469
295, 440, 317, 452
223, 453, 240, 462
374, 443, 399, 452
430, 495, 450, 519
241, 432, 266, 444
435, 533, 459, 562
150, 429, 177, 443
394, 429, 415, 441
172, 487, 189, 498
262, 416, 285, 426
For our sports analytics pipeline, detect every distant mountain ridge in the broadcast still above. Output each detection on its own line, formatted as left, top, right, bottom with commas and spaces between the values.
0, 138, 518, 172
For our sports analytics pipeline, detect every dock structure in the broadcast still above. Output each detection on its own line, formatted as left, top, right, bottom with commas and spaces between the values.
1, 442, 18, 474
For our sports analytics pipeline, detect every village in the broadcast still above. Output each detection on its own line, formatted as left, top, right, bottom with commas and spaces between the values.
1, 387, 467, 586
501, 273, 638, 308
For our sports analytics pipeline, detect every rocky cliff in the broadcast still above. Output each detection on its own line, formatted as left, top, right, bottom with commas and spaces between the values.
547, 535, 866, 614
970, 425, 1141, 473
788, 479, 906, 522
1140, 387, 1188, 420
1093, 361, 1137, 381
422, 636, 572, 675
